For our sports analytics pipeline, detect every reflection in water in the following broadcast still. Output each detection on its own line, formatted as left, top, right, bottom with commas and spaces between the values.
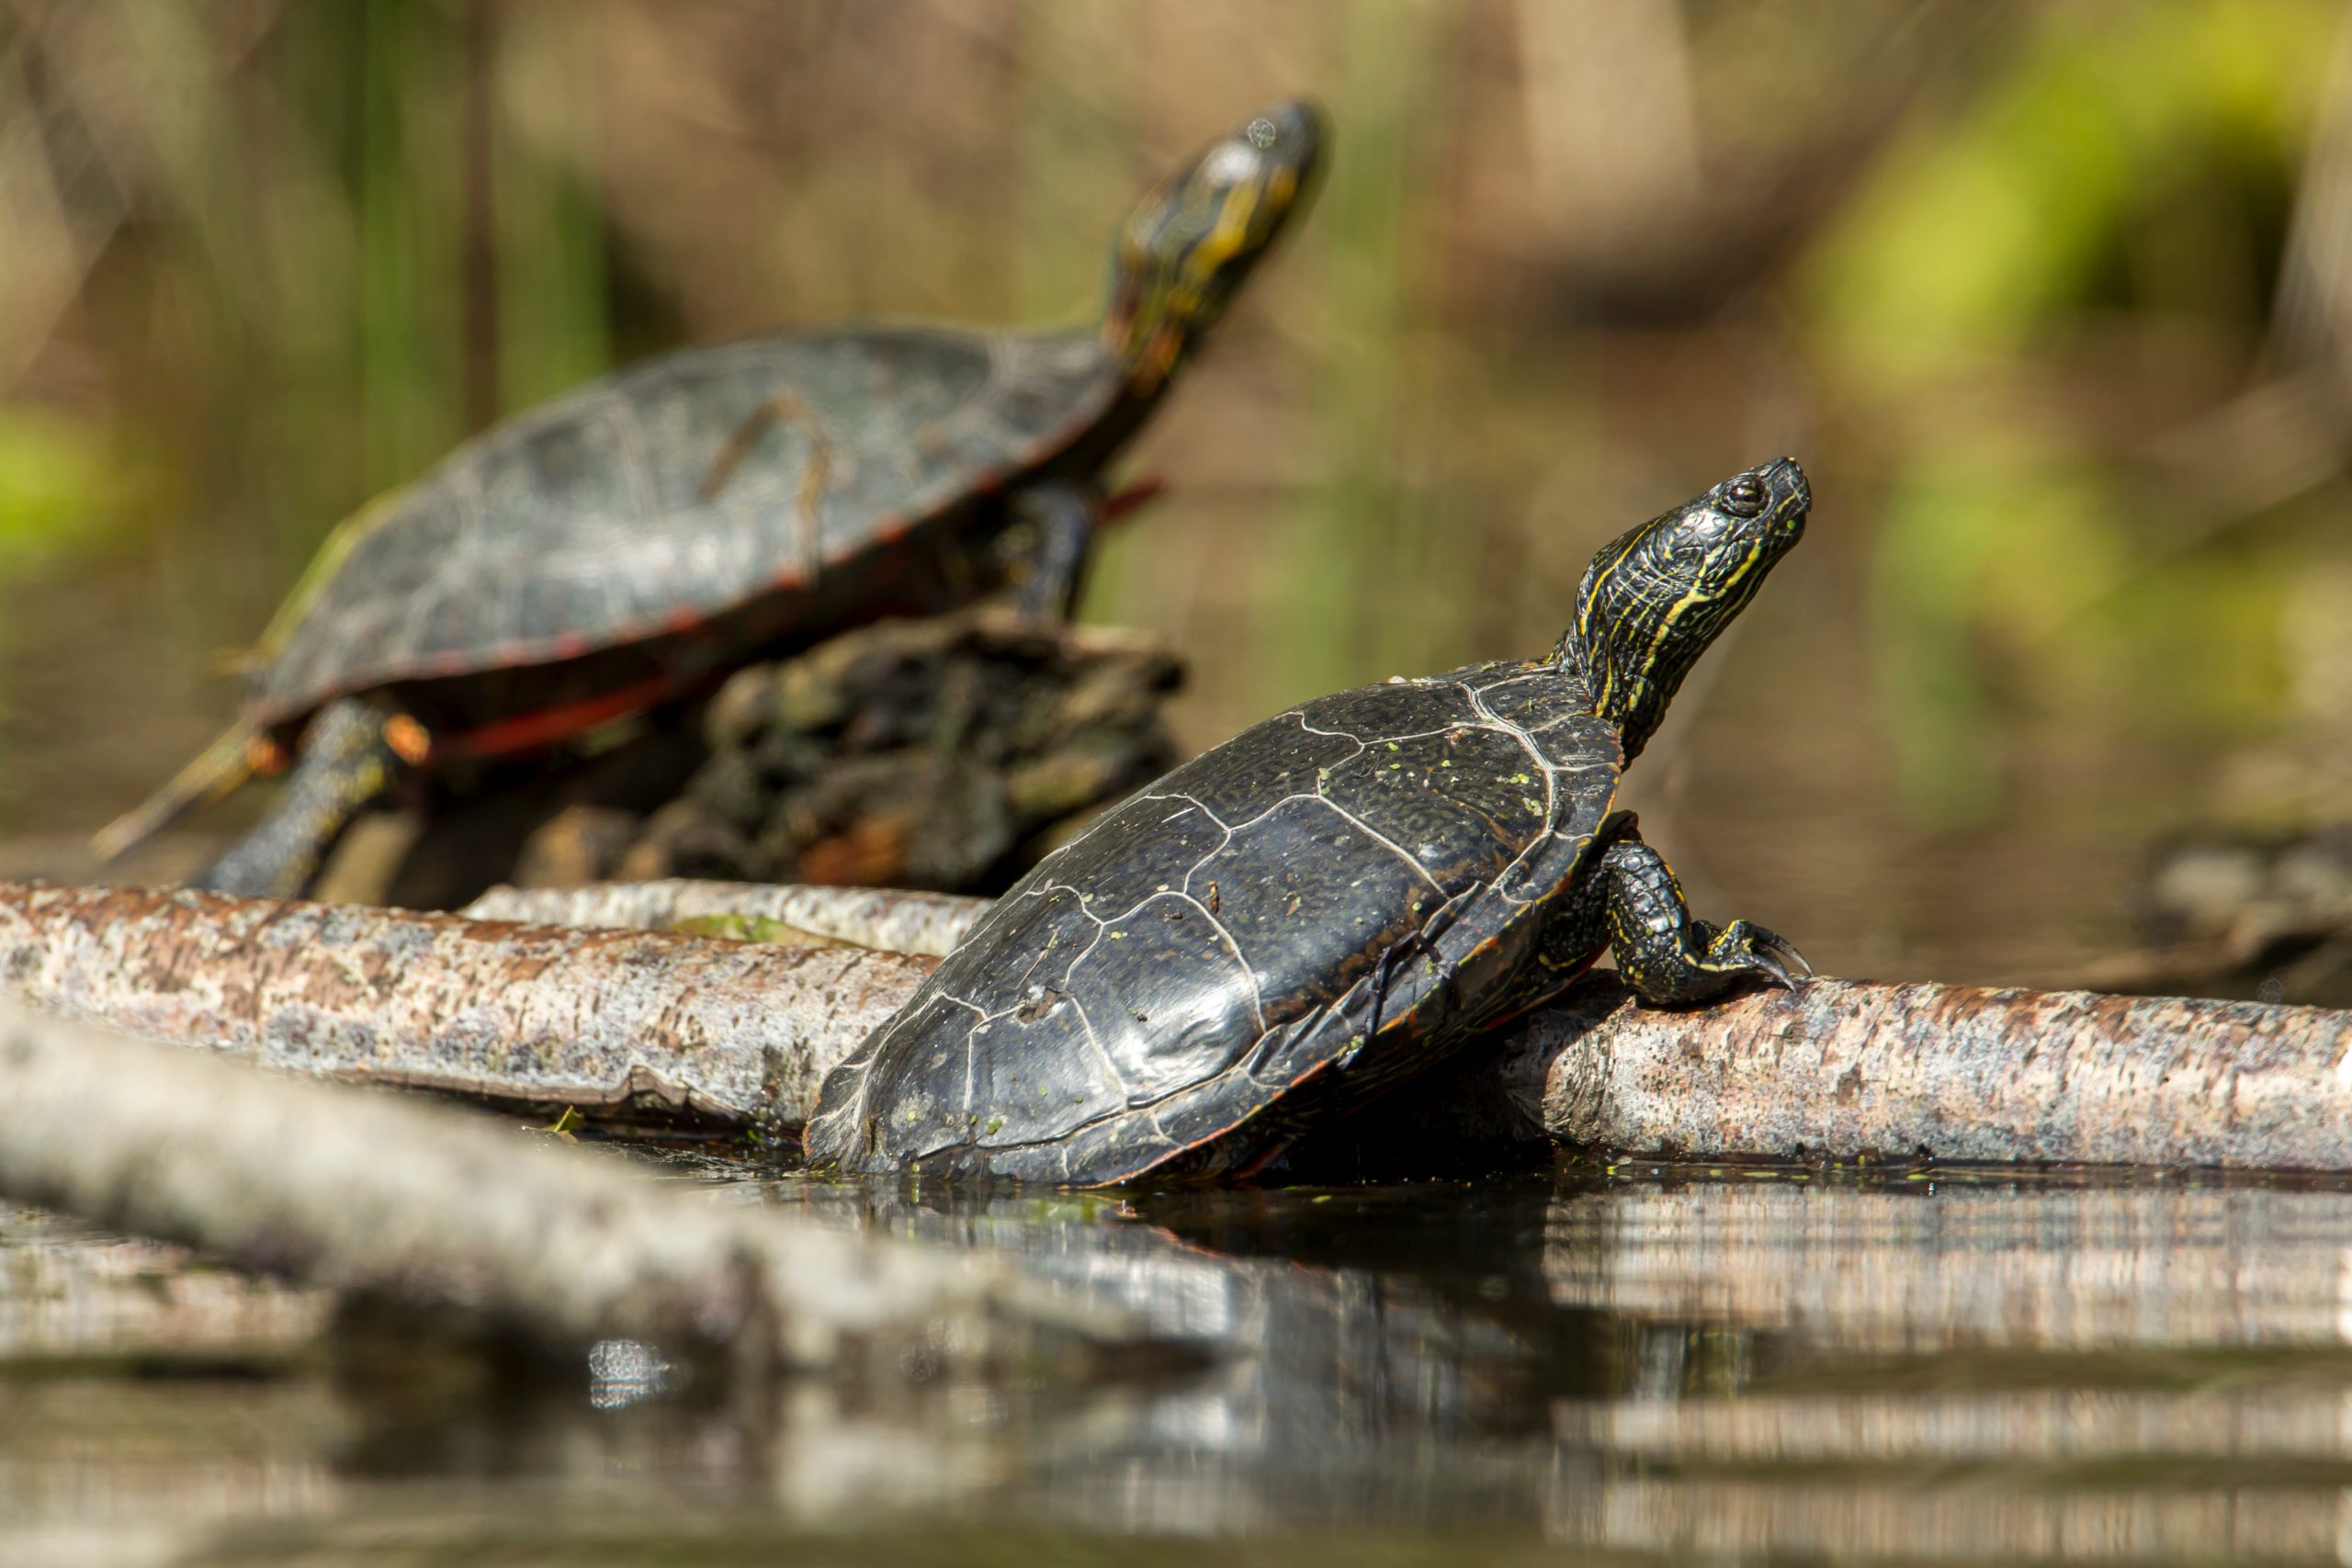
14, 1172, 2352, 1563
1535, 1177, 2352, 1563
1544, 1178, 2352, 1349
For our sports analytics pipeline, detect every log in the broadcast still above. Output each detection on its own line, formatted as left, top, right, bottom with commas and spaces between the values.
0, 1201, 328, 1360
1464, 975, 2352, 1169
458, 884, 2352, 1171
0, 881, 931, 1129
13, 880, 2352, 1172
0, 997, 1136, 1379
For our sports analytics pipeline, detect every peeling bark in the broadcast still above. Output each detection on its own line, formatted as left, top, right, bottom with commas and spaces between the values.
0, 998, 1134, 1377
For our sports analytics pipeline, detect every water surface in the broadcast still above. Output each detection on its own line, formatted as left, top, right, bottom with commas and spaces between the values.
13, 1165, 2352, 1565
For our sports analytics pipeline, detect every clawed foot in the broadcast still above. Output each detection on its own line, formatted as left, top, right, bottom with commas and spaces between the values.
1704, 919, 1812, 991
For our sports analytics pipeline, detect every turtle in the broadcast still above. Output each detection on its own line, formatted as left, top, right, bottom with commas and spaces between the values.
94, 99, 1326, 897
804, 458, 1815, 1185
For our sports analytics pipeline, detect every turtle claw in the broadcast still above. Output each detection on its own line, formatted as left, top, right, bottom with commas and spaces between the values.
1709, 919, 1810, 991
1751, 924, 1814, 982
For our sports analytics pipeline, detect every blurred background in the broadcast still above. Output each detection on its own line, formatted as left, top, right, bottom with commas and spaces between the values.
1, 0, 2347, 985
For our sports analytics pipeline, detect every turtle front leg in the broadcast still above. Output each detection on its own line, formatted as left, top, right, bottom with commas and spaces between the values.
1544, 819, 1809, 1007
191, 699, 409, 898
1001, 482, 1101, 619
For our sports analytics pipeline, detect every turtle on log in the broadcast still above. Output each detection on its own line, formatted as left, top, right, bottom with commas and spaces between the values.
95, 100, 1324, 897
806, 459, 1815, 1185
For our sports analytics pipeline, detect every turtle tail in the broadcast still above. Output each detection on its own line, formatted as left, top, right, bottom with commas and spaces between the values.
90, 724, 266, 863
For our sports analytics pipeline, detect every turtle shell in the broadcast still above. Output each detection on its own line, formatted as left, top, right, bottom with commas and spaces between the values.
802, 656, 1623, 1184
247, 326, 1123, 734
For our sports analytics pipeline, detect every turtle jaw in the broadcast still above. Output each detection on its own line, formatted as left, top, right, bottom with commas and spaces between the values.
1565, 457, 1813, 762
1103, 98, 1326, 394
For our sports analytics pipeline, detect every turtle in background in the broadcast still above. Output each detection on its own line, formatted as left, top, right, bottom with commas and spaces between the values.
807, 460, 1814, 1186
96, 99, 1325, 897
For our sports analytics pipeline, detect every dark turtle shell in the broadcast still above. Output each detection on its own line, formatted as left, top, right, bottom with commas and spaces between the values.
246, 326, 1122, 734
802, 656, 1623, 1184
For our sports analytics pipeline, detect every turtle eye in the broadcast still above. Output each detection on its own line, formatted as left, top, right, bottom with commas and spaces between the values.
1721, 474, 1767, 518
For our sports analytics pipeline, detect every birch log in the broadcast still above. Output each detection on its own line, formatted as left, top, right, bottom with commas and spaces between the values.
13, 880, 2352, 1171
1464, 976, 2352, 1168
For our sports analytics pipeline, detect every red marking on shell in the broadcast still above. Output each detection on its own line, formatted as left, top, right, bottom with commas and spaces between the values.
443, 675, 681, 761
662, 605, 707, 635
1102, 478, 1168, 526
549, 633, 591, 660
872, 513, 909, 543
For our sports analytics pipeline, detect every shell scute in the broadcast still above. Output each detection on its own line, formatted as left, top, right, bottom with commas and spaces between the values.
1054, 795, 1229, 918
1198, 794, 1431, 1015
939, 883, 1100, 1021
1293, 677, 1474, 739
484, 392, 644, 525
1174, 713, 1362, 822
1317, 720, 1549, 891
1068, 893, 1266, 1104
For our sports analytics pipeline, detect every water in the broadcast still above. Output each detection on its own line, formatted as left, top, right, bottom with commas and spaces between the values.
15, 1165, 2352, 1565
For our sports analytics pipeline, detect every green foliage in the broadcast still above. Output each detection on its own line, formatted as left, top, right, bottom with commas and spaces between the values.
2, 0, 2346, 873
1811, 0, 2331, 375
0, 407, 125, 565
1807, 0, 2343, 824
1264, 0, 1461, 704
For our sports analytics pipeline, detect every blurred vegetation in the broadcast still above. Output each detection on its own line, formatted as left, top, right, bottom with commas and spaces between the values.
2, 0, 2349, 981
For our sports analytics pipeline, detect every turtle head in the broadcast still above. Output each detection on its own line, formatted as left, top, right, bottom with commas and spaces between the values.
1561, 458, 1811, 762
1103, 98, 1324, 394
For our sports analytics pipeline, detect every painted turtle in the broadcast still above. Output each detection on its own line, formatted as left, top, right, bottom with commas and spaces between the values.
96, 100, 1325, 897
805, 459, 1815, 1184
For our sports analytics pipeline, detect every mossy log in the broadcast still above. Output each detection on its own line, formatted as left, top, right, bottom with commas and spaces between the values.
460, 877, 988, 957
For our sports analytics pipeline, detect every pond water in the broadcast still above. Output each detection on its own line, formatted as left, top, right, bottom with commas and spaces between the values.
14, 1163, 2352, 1566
